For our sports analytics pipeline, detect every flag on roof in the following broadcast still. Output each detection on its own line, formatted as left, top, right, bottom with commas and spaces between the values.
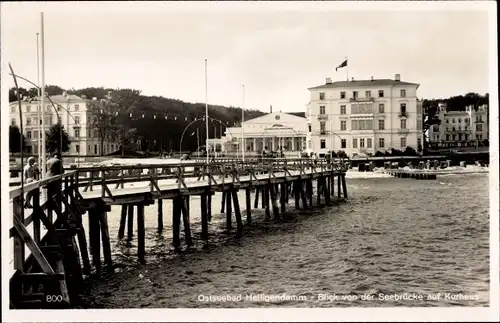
335, 59, 347, 71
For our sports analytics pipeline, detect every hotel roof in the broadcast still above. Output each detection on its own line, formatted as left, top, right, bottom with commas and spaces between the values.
308, 79, 420, 90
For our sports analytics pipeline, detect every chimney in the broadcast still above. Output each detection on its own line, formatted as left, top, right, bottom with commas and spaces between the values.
395, 74, 401, 81
270, 105, 273, 113
325, 77, 332, 84
371, 76, 374, 81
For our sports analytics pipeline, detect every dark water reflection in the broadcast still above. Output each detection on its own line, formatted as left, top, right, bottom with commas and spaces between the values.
83, 173, 490, 308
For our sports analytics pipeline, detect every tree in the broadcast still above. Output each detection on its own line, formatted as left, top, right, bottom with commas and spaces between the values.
9, 87, 28, 102
422, 100, 442, 154
9, 125, 26, 153
46, 123, 70, 154
44, 85, 65, 96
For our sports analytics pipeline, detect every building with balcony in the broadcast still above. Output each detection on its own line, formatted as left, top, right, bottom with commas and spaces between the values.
427, 102, 489, 149
306, 74, 423, 157
9, 92, 116, 156
206, 108, 308, 157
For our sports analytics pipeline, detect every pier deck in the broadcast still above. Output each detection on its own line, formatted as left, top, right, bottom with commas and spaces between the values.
8, 158, 349, 309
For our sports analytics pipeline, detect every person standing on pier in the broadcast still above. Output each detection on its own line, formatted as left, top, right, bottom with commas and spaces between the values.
46, 152, 64, 201
23, 157, 36, 208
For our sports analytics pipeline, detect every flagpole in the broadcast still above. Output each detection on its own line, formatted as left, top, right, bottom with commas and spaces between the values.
40, 12, 46, 178
345, 56, 348, 81
241, 85, 245, 162
36, 32, 41, 169
205, 59, 209, 163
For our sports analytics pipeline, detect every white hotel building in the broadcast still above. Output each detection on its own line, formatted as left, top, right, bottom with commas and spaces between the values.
9, 92, 116, 156
306, 74, 423, 157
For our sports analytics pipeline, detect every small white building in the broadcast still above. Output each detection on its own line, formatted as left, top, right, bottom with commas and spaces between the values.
427, 103, 488, 148
206, 110, 308, 157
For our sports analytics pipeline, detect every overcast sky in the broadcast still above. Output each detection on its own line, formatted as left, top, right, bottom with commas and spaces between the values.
1, 1, 494, 113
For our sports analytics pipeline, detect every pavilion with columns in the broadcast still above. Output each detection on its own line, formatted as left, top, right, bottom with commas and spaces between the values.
206, 111, 308, 157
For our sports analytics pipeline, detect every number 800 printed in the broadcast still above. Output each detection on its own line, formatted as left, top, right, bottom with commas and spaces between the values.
46, 295, 64, 302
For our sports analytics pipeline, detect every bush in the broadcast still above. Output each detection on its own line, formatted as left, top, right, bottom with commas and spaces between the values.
374, 150, 385, 157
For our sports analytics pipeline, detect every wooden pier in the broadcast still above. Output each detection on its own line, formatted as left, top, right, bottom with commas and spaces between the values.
8, 158, 348, 309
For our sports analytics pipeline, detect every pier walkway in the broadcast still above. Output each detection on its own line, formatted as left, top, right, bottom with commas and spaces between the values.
8, 158, 348, 309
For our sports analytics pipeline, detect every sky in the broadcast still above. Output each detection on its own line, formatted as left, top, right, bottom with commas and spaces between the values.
1, 1, 494, 114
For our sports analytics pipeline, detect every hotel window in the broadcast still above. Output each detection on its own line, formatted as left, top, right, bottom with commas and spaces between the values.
352, 119, 373, 130
378, 138, 384, 148
94, 145, 98, 154
458, 118, 461, 123
400, 103, 407, 113
359, 138, 365, 148
465, 126, 468, 130
446, 134, 450, 141
417, 119, 422, 130
75, 116, 80, 124
46, 105, 51, 112
378, 90, 384, 98
352, 138, 358, 148
340, 92, 346, 99
340, 105, 346, 114
452, 135, 456, 141
26, 106, 31, 113
400, 119, 406, 129
465, 118, 469, 124
476, 124, 483, 132
308, 125, 312, 132
57, 105, 62, 111
400, 137, 406, 148
76, 145, 80, 153
417, 138, 421, 147
340, 120, 346, 131
417, 103, 422, 114
320, 139, 326, 149
458, 125, 461, 130
365, 91, 371, 98
74, 104, 80, 111
452, 127, 456, 131
319, 92, 325, 100
367, 138, 372, 148
465, 135, 468, 141
11, 106, 15, 113
27, 131, 32, 139
320, 122, 326, 133
27, 117, 32, 125
75, 129, 80, 138
452, 118, 455, 123
378, 119, 385, 130
378, 103, 385, 113
34, 131, 38, 138
352, 91, 358, 99
94, 129, 99, 137
45, 116, 51, 125
319, 106, 326, 115
341, 139, 347, 149
351, 103, 373, 114
446, 119, 449, 123
400, 89, 406, 97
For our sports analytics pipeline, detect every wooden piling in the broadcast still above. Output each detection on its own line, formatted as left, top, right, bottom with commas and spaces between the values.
261, 186, 266, 209
264, 186, 271, 220
225, 189, 233, 230
127, 204, 134, 244
137, 203, 145, 264
269, 184, 280, 221
253, 187, 260, 209
337, 174, 341, 200
231, 188, 243, 233
201, 192, 208, 241
180, 196, 193, 247
280, 183, 286, 214
299, 180, 308, 209
316, 177, 321, 207
220, 191, 226, 213
341, 174, 348, 199
88, 209, 101, 272
323, 177, 331, 205
99, 211, 113, 267
157, 199, 163, 234
32, 190, 41, 244
245, 188, 252, 224
118, 205, 127, 239
207, 192, 212, 222
307, 180, 313, 206
172, 196, 181, 251
294, 180, 300, 209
